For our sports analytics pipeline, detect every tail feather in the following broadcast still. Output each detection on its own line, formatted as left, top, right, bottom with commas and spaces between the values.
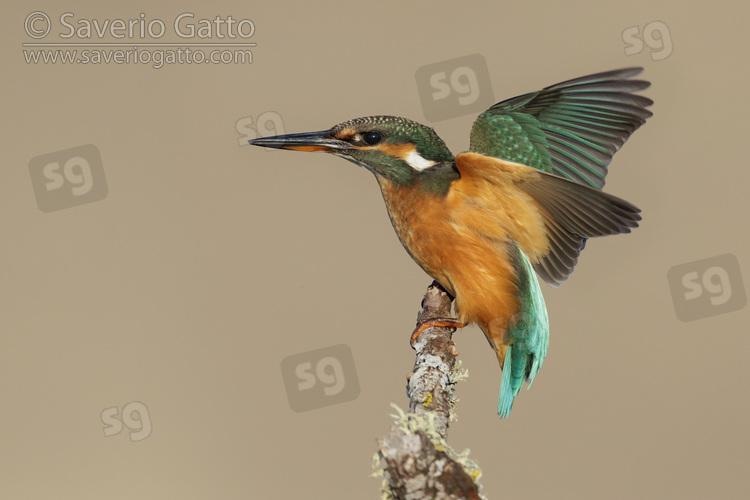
497, 244, 550, 419
498, 346, 516, 418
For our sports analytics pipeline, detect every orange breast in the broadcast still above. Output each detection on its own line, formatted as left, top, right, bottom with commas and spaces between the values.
376, 176, 523, 352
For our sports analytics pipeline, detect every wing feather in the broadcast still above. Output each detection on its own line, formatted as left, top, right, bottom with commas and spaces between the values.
469, 67, 652, 189
454, 152, 640, 286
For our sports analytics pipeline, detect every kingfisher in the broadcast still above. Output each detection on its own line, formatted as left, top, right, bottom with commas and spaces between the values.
249, 68, 651, 418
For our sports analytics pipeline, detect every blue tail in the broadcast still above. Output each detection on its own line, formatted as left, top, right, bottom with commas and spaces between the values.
497, 245, 549, 418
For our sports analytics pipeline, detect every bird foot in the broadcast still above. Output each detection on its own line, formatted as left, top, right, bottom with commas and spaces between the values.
410, 318, 468, 348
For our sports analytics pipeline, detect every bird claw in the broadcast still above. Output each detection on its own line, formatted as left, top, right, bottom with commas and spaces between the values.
410, 318, 468, 348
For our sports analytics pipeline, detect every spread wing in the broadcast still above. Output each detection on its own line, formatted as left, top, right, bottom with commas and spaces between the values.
453, 153, 641, 286
469, 67, 652, 190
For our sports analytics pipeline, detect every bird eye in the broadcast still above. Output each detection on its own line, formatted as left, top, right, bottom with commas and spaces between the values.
362, 131, 382, 146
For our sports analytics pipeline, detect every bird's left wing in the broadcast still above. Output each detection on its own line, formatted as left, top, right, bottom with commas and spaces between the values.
468, 68, 652, 190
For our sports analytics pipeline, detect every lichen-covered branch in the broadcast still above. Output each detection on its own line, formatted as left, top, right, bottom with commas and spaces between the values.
374, 283, 485, 500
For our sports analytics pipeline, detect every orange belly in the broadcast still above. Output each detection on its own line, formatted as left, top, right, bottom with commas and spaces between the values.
376, 176, 522, 358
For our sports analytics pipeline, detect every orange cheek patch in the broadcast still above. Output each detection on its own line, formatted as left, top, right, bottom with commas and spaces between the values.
284, 145, 332, 152
346, 142, 416, 158
378, 143, 417, 160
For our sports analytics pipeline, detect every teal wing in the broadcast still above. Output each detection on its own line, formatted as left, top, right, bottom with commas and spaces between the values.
498, 243, 550, 419
469, 67, 652, 190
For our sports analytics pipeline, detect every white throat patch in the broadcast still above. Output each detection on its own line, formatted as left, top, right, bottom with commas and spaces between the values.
403, 150, 438, 171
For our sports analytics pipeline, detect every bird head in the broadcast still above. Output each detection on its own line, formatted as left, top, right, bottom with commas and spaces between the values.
249, 116, 455, 186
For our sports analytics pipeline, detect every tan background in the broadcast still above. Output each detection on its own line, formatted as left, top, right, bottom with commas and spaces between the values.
3, 1, 749, 498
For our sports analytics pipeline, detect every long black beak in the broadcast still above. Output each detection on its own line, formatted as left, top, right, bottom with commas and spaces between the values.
248, 130, 350, 152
